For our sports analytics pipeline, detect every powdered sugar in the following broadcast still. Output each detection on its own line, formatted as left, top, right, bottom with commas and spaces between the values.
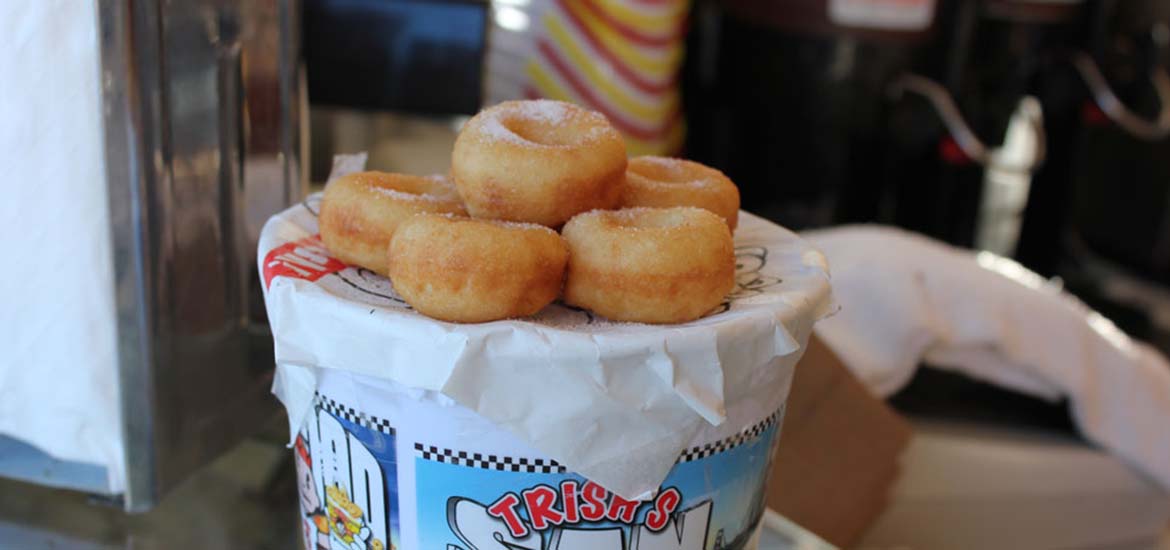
488, 218, 560, 234
476, 100, 608, 147
361, 173, 461, 204
576, 206, 713, 231
370, 185, 448, 203
427, 212, 559, 234
636, 156, 684, 168
630, 156, 710, 187
513, 98, 572, 123
479, 115, 524, 144
425, 173, 452, 185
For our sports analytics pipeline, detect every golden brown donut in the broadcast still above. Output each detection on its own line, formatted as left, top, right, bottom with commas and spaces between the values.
318, 171, 465, 274
451, 100, 627, 227
621, 156, 740, 231
388, 213, 569, 323
562, 207, 735, 324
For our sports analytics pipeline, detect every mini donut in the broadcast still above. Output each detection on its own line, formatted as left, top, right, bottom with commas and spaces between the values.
318, 171, 465, 274
621, 156, 740, 231
451, 100, 627, 227
388, 213, 569, 323
562, 207, 735, 324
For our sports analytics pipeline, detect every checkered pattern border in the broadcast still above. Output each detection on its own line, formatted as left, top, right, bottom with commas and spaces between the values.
413, 443, 567, 473
412, 405, 785, 473
315, 394, 395, 435
676, 405, 785, 464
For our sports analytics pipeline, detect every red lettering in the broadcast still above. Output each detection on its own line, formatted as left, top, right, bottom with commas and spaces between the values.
521, 485, 564, 531
262, 234, 346, 287
606, 492, 640, 523
579, 481, 608, 522
645, 488, 681, 532
487, 493, 528, 538
560, 480, 580, 523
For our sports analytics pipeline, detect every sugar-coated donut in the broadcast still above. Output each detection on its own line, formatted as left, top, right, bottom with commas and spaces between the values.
319, 172, 465, 274
562, 207, 735, 324
621, 156, 740, 231
388, 213, 569, 323
451, 100, 627, 227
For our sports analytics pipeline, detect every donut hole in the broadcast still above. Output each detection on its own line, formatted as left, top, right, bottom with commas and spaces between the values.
501, 116, 582, 147
629, 158, 697, 185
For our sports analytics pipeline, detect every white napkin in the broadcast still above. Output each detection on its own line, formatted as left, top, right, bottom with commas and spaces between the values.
0, 2, 124, 492
806, 225, 1170, 490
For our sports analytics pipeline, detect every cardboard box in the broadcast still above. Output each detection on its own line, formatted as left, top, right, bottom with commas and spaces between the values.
767, 335, 912, 547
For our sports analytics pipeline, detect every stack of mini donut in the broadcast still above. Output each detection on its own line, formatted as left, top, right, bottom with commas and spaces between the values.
318, 99, 740, 324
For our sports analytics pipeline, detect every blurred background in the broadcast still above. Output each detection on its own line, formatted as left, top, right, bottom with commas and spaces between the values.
3, 0, 1170, 548
307, 0, 1170, 353
307, 0, 1170, 347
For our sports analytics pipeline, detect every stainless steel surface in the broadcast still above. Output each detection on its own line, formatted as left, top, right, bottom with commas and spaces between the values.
0, 436, 110, 496
1073, 51, 1170, 141
0, 436, 297, 550
97, 0, 157, 511
96, 0, 306, 511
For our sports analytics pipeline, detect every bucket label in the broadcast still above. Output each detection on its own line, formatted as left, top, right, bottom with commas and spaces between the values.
414, 409, 783, 550
296, 394, 782, 550
296, 395, 402, 550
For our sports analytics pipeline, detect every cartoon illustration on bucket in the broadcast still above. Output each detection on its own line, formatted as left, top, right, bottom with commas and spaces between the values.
295, 435, 332, 550
297, 396, 401, 550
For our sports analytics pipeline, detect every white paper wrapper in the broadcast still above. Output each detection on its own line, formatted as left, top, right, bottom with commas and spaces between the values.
259, 158, 834, 499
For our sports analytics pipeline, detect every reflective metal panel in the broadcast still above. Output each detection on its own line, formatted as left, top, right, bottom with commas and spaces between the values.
97, 0, 305, 511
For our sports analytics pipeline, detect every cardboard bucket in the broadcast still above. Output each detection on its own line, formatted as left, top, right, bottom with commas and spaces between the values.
292, 369, 790, 550
261, 190, 833, 550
